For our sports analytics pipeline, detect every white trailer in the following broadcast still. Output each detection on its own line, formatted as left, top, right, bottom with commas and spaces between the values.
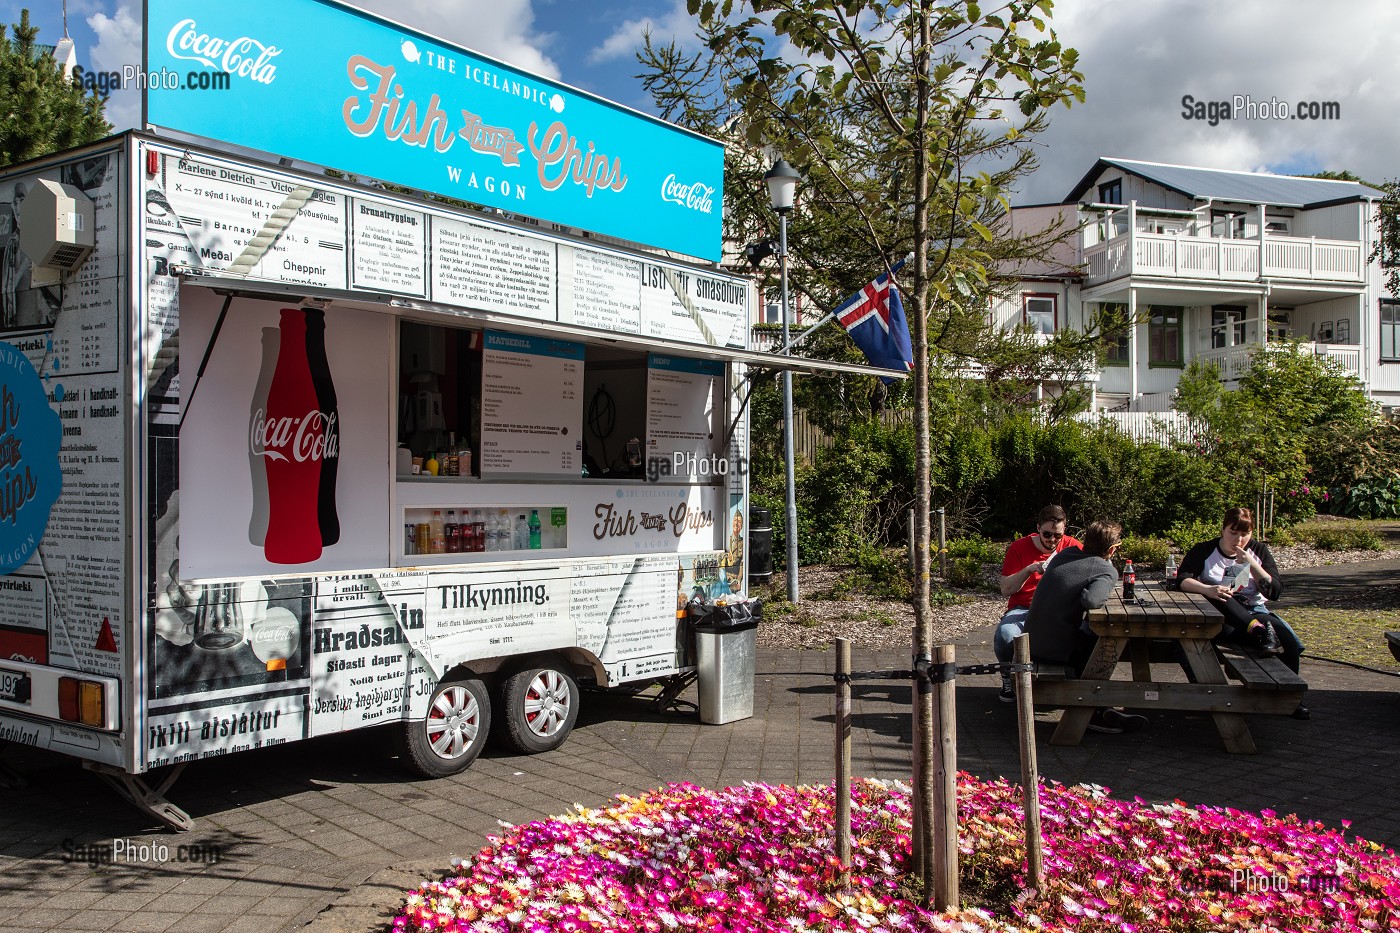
0, 0, 894, 830
0, 132, 769, 826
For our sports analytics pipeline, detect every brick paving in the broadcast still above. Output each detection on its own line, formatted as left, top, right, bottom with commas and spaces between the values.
2, 615, 1398, 932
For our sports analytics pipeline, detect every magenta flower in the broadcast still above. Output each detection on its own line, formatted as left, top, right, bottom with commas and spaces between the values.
392, 778, 1400, 933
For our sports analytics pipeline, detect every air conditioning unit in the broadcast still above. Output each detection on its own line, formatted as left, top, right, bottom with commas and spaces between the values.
19, 179, 95, 283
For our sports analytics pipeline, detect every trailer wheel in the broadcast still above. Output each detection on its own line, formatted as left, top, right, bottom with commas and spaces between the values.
494, 665, 579, 754
397, 677, 491, 778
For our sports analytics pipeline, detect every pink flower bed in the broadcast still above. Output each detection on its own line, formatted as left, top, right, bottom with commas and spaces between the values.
393, 776, 1400, 932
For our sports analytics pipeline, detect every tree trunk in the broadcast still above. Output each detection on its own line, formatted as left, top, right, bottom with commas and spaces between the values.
909, 0, 937, 902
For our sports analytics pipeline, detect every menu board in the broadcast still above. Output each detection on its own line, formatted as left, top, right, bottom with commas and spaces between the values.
646, 355, 721, 479
568, 248, 643, 334
350, 199, 426, 297
479, 332, 583, 476
160, 155, 348, 289
639, 263, 748, 349
431, 216, 556, 320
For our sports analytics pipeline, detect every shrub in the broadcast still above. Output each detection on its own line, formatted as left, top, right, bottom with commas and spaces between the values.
833, 545, 911, 600
1295, 523, 1385, 552
946, 555, 990, 588
945, 534, 1005, 565
1332, 475, 1400, 520
1118, 535, 1172, 568
1167, 518, 1221, 551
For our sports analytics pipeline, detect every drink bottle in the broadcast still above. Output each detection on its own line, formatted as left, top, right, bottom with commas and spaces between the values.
429, 510, 446, 554
484, 511, 497, 552
515, 513, 528, 550
528, 509, 541, 549
445, 432, 459, 476
260, 308, 323, 564
303, 308, 340, 546
445, 509, 460, 553
471, 509, 484, 552
1123, 559, 1136, 600
1164, 553, 1178, 580
499, 510, 512, 550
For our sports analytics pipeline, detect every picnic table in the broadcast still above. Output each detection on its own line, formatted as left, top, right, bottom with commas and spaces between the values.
1033, 583, 1307, 754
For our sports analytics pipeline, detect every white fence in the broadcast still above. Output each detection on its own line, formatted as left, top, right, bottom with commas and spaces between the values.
1084, 232, 1363, 286
1073, 410, 1204, 446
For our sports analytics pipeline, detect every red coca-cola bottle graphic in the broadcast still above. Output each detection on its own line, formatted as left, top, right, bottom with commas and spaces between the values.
256, 308, 323, 564
304, 308, 340, 546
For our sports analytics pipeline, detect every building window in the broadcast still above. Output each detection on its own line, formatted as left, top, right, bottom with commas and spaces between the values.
1211, 210, 1246, 239
1098, 179, 1122, 205
1382, 299, 1400, 361
1022, 294, 1056, 334
1098, 302, 1130, 365
1149, 307, 1183, 366
1210, 306, 1247, 349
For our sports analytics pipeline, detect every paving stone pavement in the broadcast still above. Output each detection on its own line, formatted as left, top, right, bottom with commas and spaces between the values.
1, 629, 1397, 933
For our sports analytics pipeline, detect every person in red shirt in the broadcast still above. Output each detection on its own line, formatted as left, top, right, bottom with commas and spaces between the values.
994, 505, 1082, 701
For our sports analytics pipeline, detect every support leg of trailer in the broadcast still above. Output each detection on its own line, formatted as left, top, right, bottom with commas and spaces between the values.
0, 755, 28, 790
649, 670, 699, 714
84, 761, 194, 832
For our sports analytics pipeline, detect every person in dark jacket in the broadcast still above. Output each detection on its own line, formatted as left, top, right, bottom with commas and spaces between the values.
1026, 520, 1147, 734
1175, 506, 1308, 719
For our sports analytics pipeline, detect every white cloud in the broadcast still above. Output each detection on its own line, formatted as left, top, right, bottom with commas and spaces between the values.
588, 0, 696, 65
1015, 0, 1400, 202
86, 4, 141, 130
351, 0, 560, 79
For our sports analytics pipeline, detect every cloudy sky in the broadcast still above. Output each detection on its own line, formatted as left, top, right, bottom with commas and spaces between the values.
15, 0, 1400, 202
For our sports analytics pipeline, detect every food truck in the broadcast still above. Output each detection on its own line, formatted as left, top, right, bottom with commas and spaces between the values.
0, 0, 893, 829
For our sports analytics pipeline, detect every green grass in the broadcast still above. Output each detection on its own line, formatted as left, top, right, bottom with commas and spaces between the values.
1287, 606, 1400, 669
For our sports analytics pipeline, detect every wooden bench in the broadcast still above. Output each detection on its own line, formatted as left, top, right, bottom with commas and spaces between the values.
1215, 644, 1308, 693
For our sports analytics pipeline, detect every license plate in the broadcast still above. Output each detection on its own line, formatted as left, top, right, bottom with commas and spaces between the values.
0, 668, 31, 704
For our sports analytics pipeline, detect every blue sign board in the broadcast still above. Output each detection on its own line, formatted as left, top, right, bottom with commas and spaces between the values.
0, 342, 62, 574
144, 0, 724, 260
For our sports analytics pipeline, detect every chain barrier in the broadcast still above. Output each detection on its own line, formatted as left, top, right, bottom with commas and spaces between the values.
833, 661, 1038, 686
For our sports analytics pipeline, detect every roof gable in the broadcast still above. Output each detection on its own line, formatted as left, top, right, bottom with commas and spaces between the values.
1063, 157, 1379, 209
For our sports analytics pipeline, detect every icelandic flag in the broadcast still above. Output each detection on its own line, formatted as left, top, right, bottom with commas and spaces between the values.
833, 258, 914, 382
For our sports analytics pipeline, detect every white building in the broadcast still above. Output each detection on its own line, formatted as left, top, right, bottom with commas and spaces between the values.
996, 158, 1398, 411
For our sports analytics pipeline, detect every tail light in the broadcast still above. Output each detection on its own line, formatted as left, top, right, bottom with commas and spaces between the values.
58, 677, 107, 728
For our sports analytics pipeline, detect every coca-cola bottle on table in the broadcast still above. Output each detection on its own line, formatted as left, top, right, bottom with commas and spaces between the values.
260, 308, 323, 564
304, 308, 340, 547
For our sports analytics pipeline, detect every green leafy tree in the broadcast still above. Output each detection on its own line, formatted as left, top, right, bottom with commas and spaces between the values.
641, 0, 1083, 902
1176, 343, 1378, 522
0, 10, 110, 168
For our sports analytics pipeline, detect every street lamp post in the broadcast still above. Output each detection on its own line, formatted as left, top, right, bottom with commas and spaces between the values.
765, 158, 802, 603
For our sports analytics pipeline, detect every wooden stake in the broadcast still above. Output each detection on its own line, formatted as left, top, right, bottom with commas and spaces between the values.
931, 644, 959, 910
835, 637, 852, 880
1013, 633, 1044, 886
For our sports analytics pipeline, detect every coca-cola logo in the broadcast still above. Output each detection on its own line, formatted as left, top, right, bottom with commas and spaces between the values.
660, 174, 715, 214
249, 624, 295, 646
250, 409, 340, 464
166, 19, 281, 85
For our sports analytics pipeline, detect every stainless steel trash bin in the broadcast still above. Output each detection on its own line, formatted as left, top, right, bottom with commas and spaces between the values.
694, 617, 757, 724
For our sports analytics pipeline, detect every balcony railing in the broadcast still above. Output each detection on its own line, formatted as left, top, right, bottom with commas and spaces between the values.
1196, 342, 1362, 381
1084, 232, 1363, 286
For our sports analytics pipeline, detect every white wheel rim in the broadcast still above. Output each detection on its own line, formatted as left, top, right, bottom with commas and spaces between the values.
523, 670, 571, 739
425, 685, 480, 760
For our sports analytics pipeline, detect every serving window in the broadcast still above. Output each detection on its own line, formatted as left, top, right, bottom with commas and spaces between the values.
395, 319, 725, 486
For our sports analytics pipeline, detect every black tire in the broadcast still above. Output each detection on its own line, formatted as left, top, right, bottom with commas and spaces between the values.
396, 676, 491, 778
493, 664, 580, 754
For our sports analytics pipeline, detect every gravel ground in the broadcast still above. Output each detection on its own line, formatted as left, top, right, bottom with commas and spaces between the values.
753, 543, 1400, 652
